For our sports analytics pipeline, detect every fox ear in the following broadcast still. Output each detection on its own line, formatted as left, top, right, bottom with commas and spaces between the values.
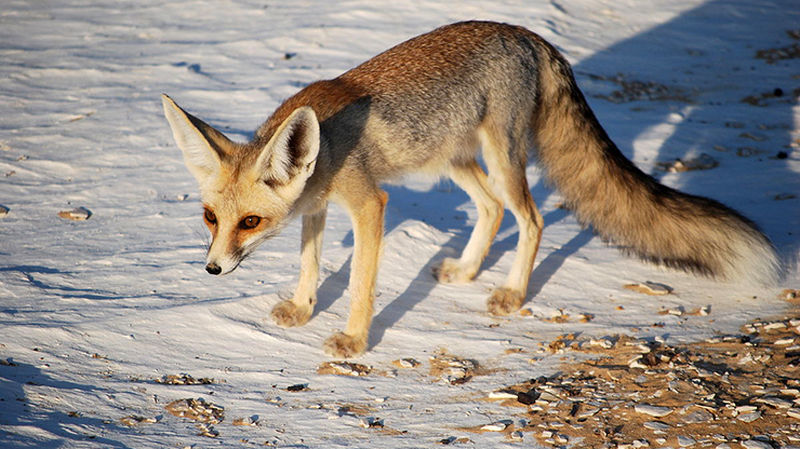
256, 106, 320, 187
161, 94, 232, 183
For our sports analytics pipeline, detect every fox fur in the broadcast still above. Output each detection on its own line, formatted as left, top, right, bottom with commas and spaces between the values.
162, 21, 780, 358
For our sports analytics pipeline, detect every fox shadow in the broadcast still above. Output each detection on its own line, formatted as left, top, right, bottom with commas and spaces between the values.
0, 358, 133, 448
314, 0, 799, 346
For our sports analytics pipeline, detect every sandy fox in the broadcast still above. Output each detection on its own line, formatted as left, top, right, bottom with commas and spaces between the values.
162, 21, 780, 358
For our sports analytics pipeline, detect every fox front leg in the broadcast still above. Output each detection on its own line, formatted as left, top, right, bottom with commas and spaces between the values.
271, 209, 327, 327
323, 188, 387, 358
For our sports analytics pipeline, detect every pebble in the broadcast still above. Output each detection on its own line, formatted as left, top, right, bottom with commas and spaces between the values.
787, 408, 800, 419
756, 396, 794, 408
741, 440, 773, 449
488, 390, 518, 400
359, 417, 384, 429
656, 153, 719, 172
0, 205, 8, 217
232, 416, 257, 426
643, 421, 670, 431
774, 337, 796, 346
764, 322, 787, 331
781, 389, 800, 397
481, 420, 511, 432
58, 206, 92, 221
576, 407, 600, 418
683, 409, 714, 423
508, 430, 524, 442
317, 361, 371, 377
677, 435, 696, 447
589, 338, 615, 349
737, 411, 762, 423
392, 358, 420, 369
735, 405, 757, 414
624, 281, 673, 296
634, 404, 673, 417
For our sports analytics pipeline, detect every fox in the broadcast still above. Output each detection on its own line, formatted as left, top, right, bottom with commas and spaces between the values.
162, 21, 780, 358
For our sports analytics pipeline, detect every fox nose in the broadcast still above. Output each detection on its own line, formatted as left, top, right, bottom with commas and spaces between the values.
205, 263, 222, 275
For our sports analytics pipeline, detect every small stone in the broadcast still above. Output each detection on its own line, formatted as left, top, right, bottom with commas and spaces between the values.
359, 417, 384, 429
715, 444, 732, 449
737, 411, 761, 423
684, 409, 714, 423
589, 338, 615, 349
624, 282, 673, 296
58, 206, 91, 221
120, 415, 157, 426
317, 361, 371, 377
656, 153, 718, 172
756, 396, 794, 408
488, 390, 519, 400
764, 322, 787, 331
735, 405, 758, 414
677, 435, 696, 447
0, 205, 8, 217
392, 358, 420, 369
165, 398, 224, 424
635, 404, 673, 417
232, 417, 257, 426
643, 421, 670, 431
481, 420, 511, 432
775, 337, 796, 346
741, 440, 772, 449
787, 408, 800, 419
577, 407, 600, 419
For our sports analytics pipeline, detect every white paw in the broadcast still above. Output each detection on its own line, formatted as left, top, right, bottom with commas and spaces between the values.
323, 332, 366, 359
486, 287, 524, 316
433, 257, 476, 284
270, 300, 312, 328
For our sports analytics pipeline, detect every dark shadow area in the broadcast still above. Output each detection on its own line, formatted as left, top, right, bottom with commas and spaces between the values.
0, 359, 133, 448
571, 0, 799, 264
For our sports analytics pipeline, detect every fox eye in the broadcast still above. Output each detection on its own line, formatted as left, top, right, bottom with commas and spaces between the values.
240, 215, 261, 230
204, 208, 217, 225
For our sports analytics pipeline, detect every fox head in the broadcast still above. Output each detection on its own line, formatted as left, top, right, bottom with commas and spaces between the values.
161, 94, 319, 275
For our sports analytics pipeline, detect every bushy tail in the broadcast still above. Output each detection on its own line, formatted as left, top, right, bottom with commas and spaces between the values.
531, 43, 781, 285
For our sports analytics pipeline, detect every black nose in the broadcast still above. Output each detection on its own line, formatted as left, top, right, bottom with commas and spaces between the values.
205, 263, 222, 275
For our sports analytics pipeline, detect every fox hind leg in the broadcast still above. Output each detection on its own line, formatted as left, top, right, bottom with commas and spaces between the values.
434, 159, 504, 283
272, 209, 327, 327
480, 127, 544, 315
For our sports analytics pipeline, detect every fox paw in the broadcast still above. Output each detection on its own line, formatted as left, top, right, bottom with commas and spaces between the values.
271, 300, 312, 328
487, 287, 525, 316
323, 332, 366, 359
433, 258, 475, 284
